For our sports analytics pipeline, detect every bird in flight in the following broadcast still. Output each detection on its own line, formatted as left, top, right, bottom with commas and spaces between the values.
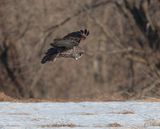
41, 29, 89, 64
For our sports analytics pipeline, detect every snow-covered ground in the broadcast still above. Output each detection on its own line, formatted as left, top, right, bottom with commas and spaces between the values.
0, 102, 160, 129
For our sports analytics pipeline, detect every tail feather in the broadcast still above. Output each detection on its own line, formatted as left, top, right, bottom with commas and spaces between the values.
41, 47, 61, 64
41, 54, 57, 64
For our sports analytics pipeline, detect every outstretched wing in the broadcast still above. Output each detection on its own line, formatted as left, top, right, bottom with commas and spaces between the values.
51, 39, 78, 49
63, 29, 89, 41
52, 29, 89, 49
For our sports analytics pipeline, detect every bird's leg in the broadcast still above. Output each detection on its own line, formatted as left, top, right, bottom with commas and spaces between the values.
72, 46, 85, 60
71, 46, 76, 60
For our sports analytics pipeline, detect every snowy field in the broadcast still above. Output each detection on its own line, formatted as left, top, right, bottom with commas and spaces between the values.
0, 102, 160, 129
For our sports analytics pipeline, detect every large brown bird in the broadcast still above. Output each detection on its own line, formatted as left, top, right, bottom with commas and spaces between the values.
41, 29, 89, 64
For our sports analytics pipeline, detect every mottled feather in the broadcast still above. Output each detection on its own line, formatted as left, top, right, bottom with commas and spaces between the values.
41, 29, 89, 64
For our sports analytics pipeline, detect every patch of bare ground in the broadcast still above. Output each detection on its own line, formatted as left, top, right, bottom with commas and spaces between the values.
94, 123, 122, 128
145, 119, 160, 127
31, 118, 40, 121
111, 110, 135, 114
107, 122, 122, 127
80, 112, 96, 115
40, 123, 77, 128
7, 113, 30, 116
40, 123, 122, 128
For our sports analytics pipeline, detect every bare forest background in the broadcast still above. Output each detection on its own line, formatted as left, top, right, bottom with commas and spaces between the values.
0, 0, 160, 100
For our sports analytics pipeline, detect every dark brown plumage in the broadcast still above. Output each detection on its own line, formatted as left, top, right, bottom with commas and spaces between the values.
41, 29, 89, 64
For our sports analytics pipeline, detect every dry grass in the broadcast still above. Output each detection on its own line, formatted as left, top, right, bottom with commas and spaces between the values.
1, 91, 160, 102
0, 92, 15, 101
80, 112, 96, 115
40, 123, 77, 128
40, 122, 122, 128
145, 119, 160, 127
107, 122, 122, 127
7, 113, 30, 115
142, 98, 160, 102
111, 110, 135, 115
